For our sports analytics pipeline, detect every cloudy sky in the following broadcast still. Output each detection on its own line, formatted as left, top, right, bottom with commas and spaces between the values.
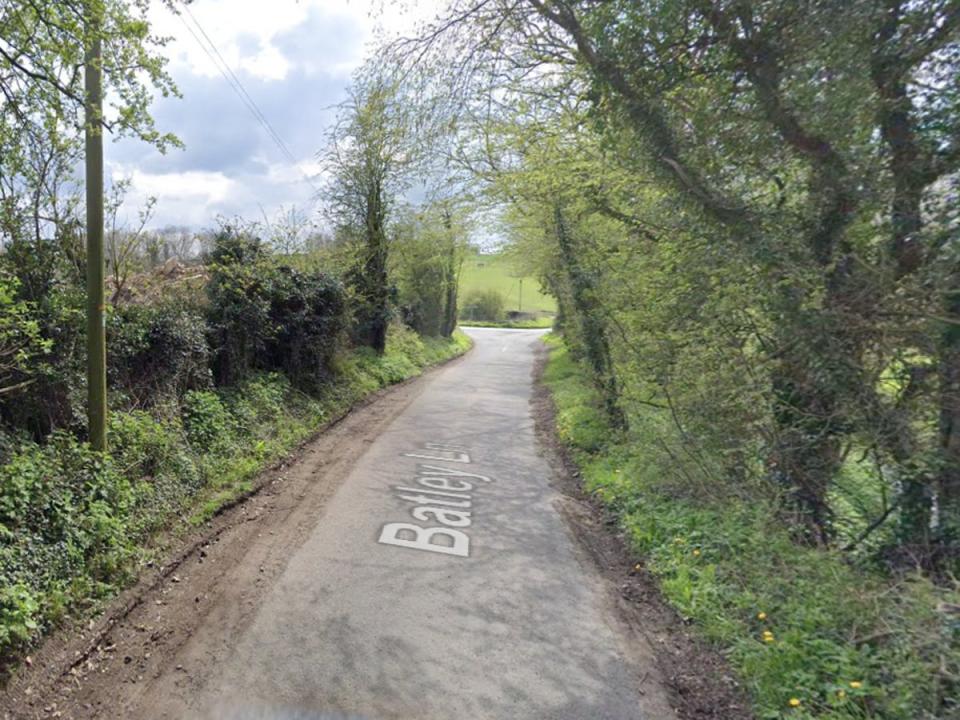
110, 0, 441, 230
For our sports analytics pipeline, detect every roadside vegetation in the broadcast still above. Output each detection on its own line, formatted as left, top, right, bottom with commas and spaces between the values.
0, 221, 470, 670
0, 2, 470, 672
388, 1, 960, 718
544, 338, 956, 719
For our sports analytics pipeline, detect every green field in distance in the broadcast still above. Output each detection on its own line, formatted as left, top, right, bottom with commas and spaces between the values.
458, 251, 557, 316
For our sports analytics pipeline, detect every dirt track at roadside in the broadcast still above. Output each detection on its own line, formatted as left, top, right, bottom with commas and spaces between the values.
529, 344, 753, 720
0, 360, 452, 720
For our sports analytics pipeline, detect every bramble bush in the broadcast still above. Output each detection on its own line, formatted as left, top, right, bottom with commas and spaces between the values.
205, 229, 348, 390
109, 300, 211, 406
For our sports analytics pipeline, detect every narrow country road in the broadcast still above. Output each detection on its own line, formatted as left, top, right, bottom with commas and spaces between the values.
25, 328, 676, 719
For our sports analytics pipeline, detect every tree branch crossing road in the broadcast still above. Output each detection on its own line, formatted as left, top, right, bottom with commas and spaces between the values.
133, 328, 674, 719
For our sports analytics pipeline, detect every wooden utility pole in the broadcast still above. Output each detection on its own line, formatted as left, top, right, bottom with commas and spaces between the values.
85, 4, 107, 451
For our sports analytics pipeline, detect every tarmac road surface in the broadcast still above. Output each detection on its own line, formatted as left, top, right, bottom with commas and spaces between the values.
130, 328, 674, 719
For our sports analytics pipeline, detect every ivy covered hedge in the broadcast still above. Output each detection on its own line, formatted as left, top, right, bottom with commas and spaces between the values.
0, 223, 472, 671
0, 325, 470, 667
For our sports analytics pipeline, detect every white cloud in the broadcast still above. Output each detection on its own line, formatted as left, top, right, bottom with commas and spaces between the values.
152, 1, 313, 81
127, 168, 235, 203
151, 0, 440, 81
114, 0, 446, 229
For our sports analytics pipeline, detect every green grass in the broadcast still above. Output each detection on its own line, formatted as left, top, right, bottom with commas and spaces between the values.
187, 326, 473, 523
542, 336, 959, 720
459, 251, 557, 315
459, 318, 554, 329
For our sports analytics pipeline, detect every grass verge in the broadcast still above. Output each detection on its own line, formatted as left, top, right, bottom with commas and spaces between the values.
541, 336, 958, 720
0, 326, 471, 672
459, 318, 554, 329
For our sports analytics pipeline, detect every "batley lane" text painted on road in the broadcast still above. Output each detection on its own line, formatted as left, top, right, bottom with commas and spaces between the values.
377, 443, 492, 557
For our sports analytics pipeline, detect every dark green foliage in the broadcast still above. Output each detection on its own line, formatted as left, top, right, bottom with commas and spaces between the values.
205, 225, 267, 266
545, 341, 959, 720
266, 267, 348, 391
1, 238, 211, 436
460, 289, 506, 322
344, 244, 392, 354
109, 301, 211, 405
397, 251, 447, 336
0, 433, 133, 658
0, 237, 86, 437
205, 229, 348, 390
0, 271, 50, 399
205, 260, 272, 387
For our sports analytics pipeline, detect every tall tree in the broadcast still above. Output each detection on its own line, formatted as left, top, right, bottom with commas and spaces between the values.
1, 0, 180, 448
404, 0, 960, 554
324, 69, 413, 353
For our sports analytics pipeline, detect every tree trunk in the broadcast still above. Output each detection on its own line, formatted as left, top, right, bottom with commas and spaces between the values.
553, 203, 627, 431
767, 255, 869, 545
440, 211, 460, 338
937, 276, 960, 544
769, 348, 841, 544
361, 181, 389, 354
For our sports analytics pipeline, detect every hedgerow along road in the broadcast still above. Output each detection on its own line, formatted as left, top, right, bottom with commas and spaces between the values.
111, 328, 674, 719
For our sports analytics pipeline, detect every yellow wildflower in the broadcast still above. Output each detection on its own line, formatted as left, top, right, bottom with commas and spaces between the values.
762, 630, 775, 643
692, 549, 701, 557
837, 689, 846, 699
789, 698, 801, 708
849, 681, 862, 689
757, 612, 767, 621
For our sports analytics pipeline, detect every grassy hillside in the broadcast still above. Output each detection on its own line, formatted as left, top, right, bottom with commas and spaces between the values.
459, 251, 557, 316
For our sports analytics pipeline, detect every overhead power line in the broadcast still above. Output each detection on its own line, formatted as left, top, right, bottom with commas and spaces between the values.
174, 2, 321, 196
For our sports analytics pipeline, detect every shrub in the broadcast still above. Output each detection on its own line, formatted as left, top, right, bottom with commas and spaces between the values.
109, 300, 211, 405
205, 225, 268, 266
0, 271, 50, 397
205, 256, 272, 387
0, 238, 86, 437
206, 231, 348, 389
264, 267, 347, 391
0, 583, 40, 653
0, 433, 134, 656
109, 411, 201, 534
225, 373, 289, 439
460, 289, 505, 322
182, 390, 235, 454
